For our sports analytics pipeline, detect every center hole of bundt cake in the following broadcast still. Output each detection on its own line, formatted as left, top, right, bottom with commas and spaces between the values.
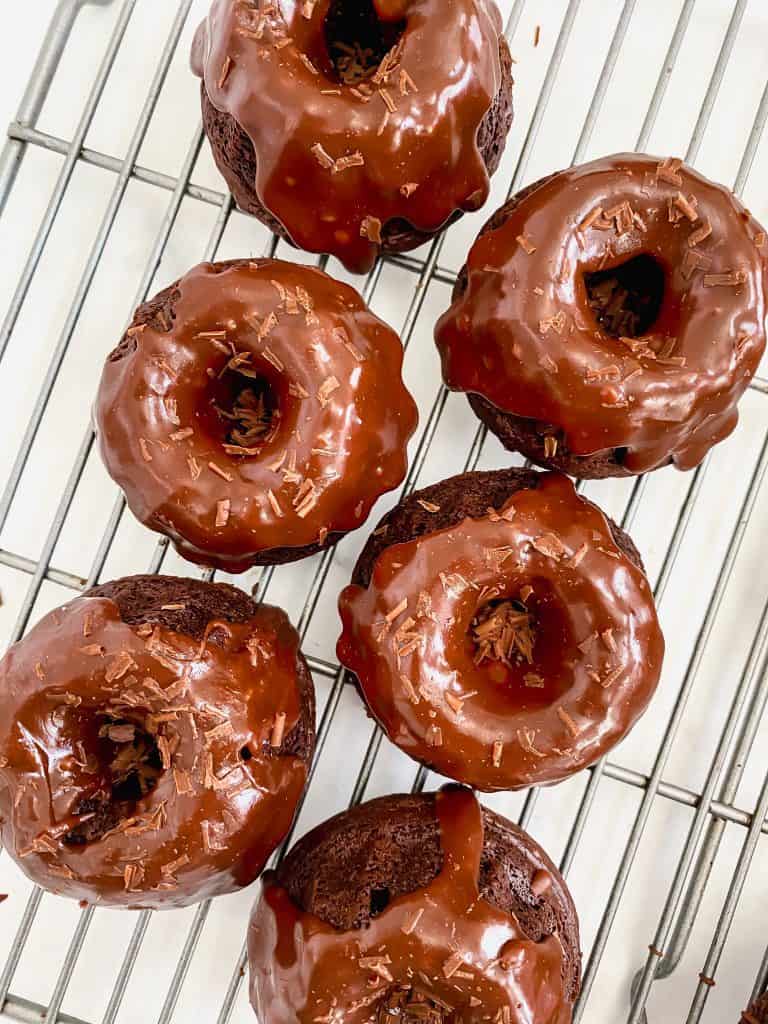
471, 597, 537, 669
323, 0, 406, 85
63, 717, 163, 845
210, 368, 280, 452
583, 254, 665, 338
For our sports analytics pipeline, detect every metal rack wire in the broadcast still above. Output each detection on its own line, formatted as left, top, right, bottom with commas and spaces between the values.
0, 1, 767, 1022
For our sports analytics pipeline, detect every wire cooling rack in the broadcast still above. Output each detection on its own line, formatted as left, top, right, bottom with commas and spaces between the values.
0, 1, 767, 1022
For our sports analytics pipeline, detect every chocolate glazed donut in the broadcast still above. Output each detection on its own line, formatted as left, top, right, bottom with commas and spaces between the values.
191, 0, 514, 274
338, 469, 664, 791
95, 259, 418, 572
0, 576, 314, 909
249, 786, 580, 1023
435, 154, 768, 478
742, 994, 768, 1023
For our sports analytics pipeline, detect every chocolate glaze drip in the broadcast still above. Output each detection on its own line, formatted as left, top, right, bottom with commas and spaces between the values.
0, 596, 309, 909
249, 786, 572, 1022
338, 473, 664, 791
435, 154, 768, 474
95, 260, 417, 572
191, 0, 504, 273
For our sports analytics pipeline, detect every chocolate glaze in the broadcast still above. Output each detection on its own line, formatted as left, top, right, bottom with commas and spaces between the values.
338, 473, 664, 791
0, 593, 312, 909
435, 154, 768, 474
191, 0, 506, 274
249, 785, 573, 1022
95, 260, 417, 572
742, 993, 768, 1023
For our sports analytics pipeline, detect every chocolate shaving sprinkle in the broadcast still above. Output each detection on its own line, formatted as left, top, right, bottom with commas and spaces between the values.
139, 438, 153, 462
216, 498, 231, 528
105, 652, 136, 683
688, 219, 712, 247
673, 192, 699, 222
360, 216, 383, 244
569, 542, 589, 567
442, 953, 465, 979
445, 692, 463, 715
517, 727, 544, 757
209, 462, 234, 482
543, 436, 558, 458
386, 598, 409, 623
48, 865, 75, 881
416, 499, 441, 513
524, 672, 545, 689
311, 143, 335, 170
124, 863, 145, 891
425, 724, 443, 748
604, 201, 635, 235
516, 234, 536, 255
557, 706, 581, 738
579, 205, 610, 232
262, 346, 284, 372
472, 600, 535, 667
170, 428, 193, 442
585, 364, 621, 383
531, 534, 566, 560
539, 312, 566, 335
492, 739, 504, 767
187, 456, 201, 480
267, 489, 284, 517
682, 248, 712, 280
332, 151, 365, 174
80, 644, 105, 657
601, 665, 624, 688
401, 908, 424, 935
299, 53, 319, 75
399, 674, 420, 706
218, 56, 233, 89
703, 270, 747, 288
270, 712, 287, 748
359, 956, 394, 984
400, 182, 419, 198
173, 768, 193, 795
294, 479, 319, 518
656, 157, 683, 186
317, 376, 340, 407
378, 87, 396, 113
601, 628, 617, 652
340, 337, 364, 361
162, 853, 190, 878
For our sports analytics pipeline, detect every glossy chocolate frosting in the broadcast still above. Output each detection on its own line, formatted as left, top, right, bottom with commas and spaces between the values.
249, 785, 573, 1022
0, 592, 311, 909
338, 473, 664, 791
191, 0, 505, 273
435, 154, 768, 474
95, 259, 417, 572
742, 994, 768, 1023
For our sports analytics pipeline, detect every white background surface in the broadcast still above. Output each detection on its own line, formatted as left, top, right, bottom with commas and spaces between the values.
0, 2, 767, 1023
